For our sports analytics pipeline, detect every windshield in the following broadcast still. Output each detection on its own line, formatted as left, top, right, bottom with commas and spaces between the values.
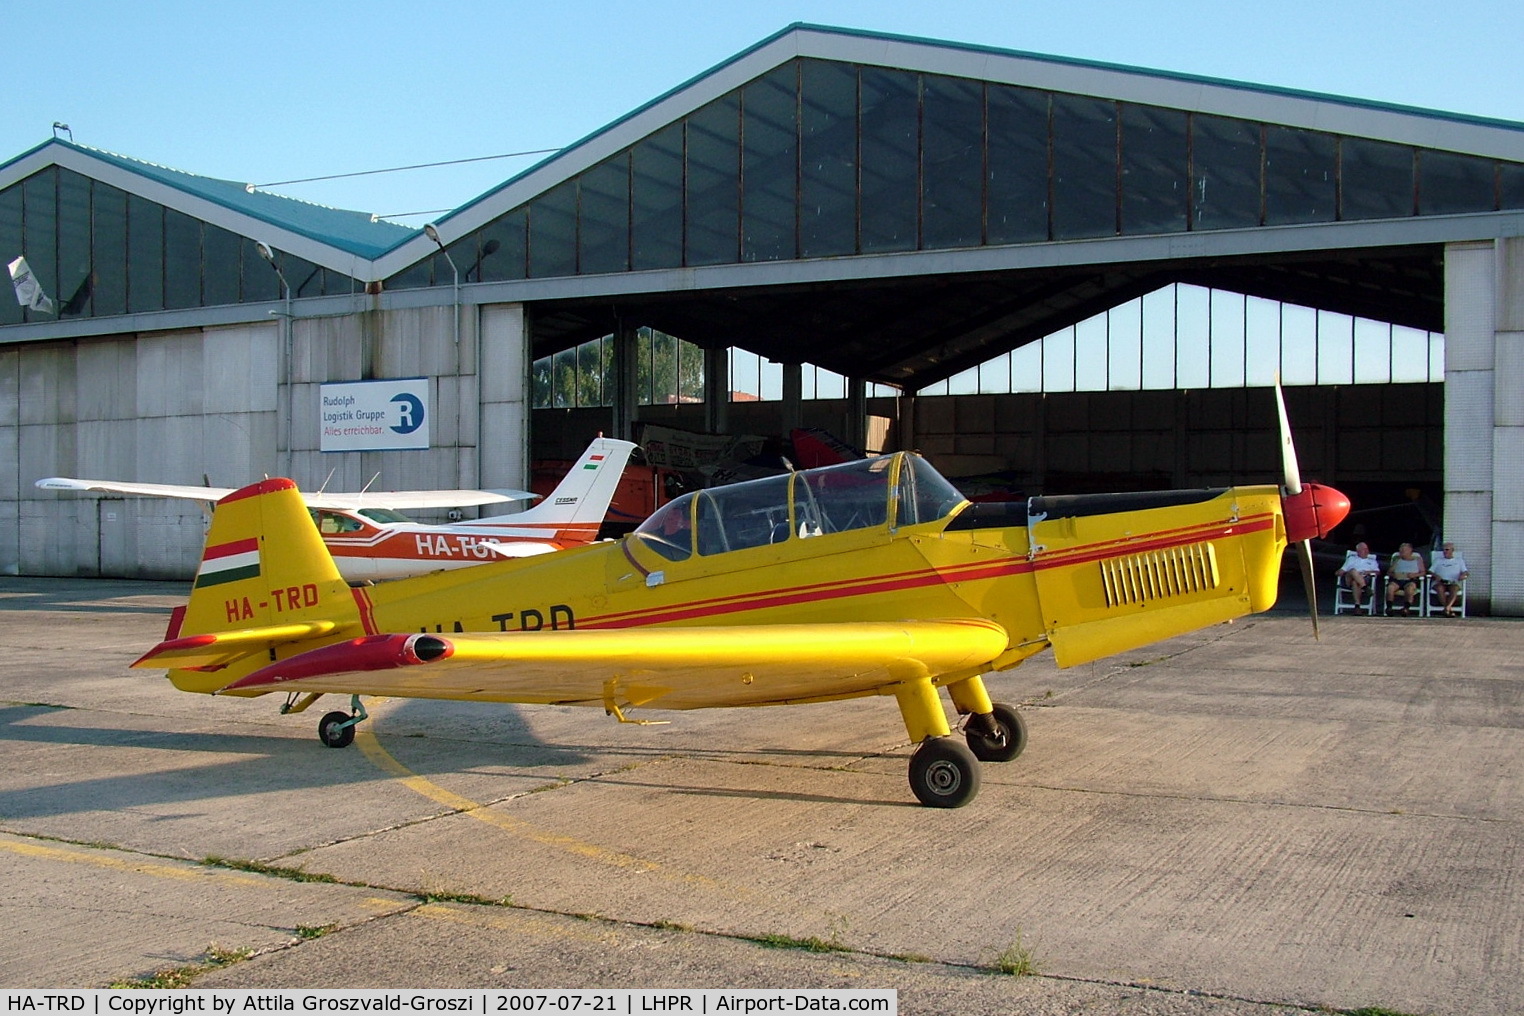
633, 453, 963, 561
894, 452, 967, 527
358, 507, 414, 523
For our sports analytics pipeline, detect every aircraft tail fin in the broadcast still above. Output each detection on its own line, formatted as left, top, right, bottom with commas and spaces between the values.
133, 478, 362, 692
478, 437, 636, 541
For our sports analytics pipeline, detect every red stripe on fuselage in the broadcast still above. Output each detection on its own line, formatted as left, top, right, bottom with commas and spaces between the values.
351, 586, 380, 636
578, 513, 1275, 629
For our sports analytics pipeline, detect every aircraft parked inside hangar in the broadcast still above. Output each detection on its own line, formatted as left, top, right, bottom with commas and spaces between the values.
131, 389, 1348, 808
38, 437, 636, 582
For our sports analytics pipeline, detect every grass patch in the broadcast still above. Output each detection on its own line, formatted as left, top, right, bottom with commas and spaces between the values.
650, 919, 692, 932
748, 932, 850, 954
419, 890, 512, 907
109, 945, 251, 989
203, 855, 337, 883
1335, 1009, 1423, 1016
994, 931, 1040, 976
294, 924, 337, 940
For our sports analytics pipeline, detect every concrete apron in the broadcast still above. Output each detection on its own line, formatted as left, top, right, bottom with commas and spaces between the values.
0, 577, 1519, 1015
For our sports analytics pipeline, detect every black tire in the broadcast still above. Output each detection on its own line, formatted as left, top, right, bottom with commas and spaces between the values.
965, 702, 1027, 763
318, 710, 355, 749
908, 737, 981, 808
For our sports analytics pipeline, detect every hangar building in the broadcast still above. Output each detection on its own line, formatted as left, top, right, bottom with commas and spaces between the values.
3, 25, 1523, 612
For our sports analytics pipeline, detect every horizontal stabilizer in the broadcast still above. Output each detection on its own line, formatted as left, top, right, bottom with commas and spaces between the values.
133, 620, 355, 670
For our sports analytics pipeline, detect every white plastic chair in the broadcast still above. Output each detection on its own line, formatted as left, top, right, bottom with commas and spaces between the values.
1427, 574, 1467, 618
1333, 573, 1379, 615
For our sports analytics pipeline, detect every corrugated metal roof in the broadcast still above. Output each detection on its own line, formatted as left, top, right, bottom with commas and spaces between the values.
40, 140, 415, 259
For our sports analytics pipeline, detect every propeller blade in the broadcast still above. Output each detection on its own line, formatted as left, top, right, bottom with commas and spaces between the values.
1274, 379, 1302, 496
1297, 539, 1320, 640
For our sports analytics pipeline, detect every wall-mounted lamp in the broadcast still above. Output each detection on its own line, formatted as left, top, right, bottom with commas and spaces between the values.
424, 223, 460, 347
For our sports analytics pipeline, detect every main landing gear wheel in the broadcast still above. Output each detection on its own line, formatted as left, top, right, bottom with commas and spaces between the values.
318, 710, 356, 749
908, 737, 981, 808
965, 702, 1027, 763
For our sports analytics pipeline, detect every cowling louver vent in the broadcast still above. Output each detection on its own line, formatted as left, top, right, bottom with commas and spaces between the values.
1100, 543, 1218, 607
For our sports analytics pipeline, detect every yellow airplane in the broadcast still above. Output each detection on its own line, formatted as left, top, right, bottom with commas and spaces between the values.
133, 389, 1350, 807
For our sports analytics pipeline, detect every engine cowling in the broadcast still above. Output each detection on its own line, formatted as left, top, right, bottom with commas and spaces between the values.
1282, 482, 1351, 544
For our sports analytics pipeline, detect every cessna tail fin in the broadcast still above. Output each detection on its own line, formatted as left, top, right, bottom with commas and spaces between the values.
133, 478, 362, 692
477, 437, 637, 541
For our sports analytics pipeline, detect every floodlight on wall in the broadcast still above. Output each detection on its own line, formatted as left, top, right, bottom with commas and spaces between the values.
255, 242, 294, 474
424, 223, 461, 347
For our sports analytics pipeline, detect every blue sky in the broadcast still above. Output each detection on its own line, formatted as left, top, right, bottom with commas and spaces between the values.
11, 0, 1524, 225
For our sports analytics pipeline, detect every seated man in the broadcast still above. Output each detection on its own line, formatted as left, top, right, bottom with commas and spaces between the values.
1336, 542, 1382, 615
1386, 542, 1427, 616
1429, 542, 1470, 617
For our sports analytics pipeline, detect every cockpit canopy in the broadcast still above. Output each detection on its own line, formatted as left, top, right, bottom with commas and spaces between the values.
632, 452, 966, 562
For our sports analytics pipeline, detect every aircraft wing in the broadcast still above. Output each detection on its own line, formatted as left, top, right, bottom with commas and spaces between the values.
210, 620, 1010, 710
36, 477, 537, 510
36, 477, 237, 501
303, 488, 537, 510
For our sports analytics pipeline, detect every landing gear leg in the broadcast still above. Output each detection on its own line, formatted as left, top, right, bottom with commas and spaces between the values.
317, 695, 367, 749
964, 703, 1027, 762
948, 676, 1028, 763
893, 676, 983, 808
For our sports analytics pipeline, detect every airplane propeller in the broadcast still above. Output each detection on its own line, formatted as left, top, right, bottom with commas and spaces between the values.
1274, 380, 1351, 638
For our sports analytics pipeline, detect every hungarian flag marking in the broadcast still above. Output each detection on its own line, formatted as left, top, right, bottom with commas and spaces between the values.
583, 454, 605, 471
195, 538, 261, 588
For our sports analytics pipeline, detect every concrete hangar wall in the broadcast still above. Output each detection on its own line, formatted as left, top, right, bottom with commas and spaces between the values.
4, 24, 1524, 613
0, 303, 531, 579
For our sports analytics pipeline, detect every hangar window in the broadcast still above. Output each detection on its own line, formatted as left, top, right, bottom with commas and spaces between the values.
1191, 115, 1263, 230
742, 63, 800, 262
163, 208, 202, 309
579, 155, 630, 275
532, 327, 706, 408
986, 85, 1051, 244
1419, 150, 1497, 215
686, 95, 741, 266
202, 224, 242, 307
0, 184, 20, 326
632, 123, 684, 271
800, 59, 859, 258
126, 194, 164, 314
921, 76, 984, 250
90, 183, 127, 317
1341, 138, 1415, 220
57, 170, 91, 315
529, 180, 578, 277
859, 67, 920, 253
1264, 127, 1337, 225
921, 282, 1444, 396
1504, 164, 1524, 209
475, 208, 527, 281
1121, 104, 1188, 235
1051, 94, 1118, 239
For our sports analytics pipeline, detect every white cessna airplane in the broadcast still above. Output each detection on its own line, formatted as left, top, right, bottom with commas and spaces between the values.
37, 436, 637, 583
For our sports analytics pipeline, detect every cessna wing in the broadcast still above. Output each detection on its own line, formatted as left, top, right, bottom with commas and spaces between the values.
35, 476, 538, 510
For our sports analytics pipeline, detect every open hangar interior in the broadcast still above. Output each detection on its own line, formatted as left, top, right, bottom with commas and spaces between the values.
2, 24, 1520, 612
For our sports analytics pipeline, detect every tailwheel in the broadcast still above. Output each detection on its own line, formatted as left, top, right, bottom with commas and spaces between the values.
908, 737, 981, 808
965, 702, 1027, 763
317, 695, 367, 748
318, 711, 355, 749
